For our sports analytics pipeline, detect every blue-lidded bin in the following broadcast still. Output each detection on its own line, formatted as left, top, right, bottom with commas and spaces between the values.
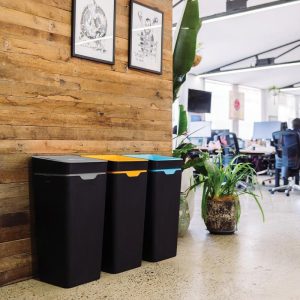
126, 154, 183, 262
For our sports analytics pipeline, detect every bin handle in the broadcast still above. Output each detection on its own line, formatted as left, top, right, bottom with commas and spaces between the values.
126, 171, 146, 177
79, 173, 104, 180
150, 169, 181, 175
109, 170, 147, 177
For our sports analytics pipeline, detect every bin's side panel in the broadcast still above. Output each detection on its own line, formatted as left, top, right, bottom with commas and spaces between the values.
33, 175, 69, 287
143, 171, 182, 262
102, 173, 147, 274
67, 174, 107, 287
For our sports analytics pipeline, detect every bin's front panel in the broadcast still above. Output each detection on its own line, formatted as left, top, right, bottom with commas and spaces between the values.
33, 173, 107, 288
67, 174, 107, 287
102, 172, 147, 274
143, 170, 182, 262
33, 175, 69, 286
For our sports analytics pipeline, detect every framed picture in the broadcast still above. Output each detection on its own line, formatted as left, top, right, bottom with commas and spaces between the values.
129, 1, 164, 74
72, 0, 116, 64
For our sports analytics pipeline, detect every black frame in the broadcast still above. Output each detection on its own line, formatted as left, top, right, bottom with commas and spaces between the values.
128, 0, 164, 75
72, 0, 117, 65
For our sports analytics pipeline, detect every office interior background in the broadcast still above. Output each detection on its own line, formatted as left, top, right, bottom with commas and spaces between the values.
173, 0, 300, 144
0, 0, 300, 299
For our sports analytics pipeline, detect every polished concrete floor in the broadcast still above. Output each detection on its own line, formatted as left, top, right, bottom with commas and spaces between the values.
1, 181, 300, 299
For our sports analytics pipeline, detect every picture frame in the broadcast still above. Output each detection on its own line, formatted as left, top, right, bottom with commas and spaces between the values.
129, 1, 164, 74
72, 0, 116, 65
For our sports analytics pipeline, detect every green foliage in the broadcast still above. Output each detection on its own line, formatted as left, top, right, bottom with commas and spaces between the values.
198, 155, 265, 223
177, 105, 188, 135
172, 142, 195, 159
173, 0, 202, 100
173, 142, 209, 195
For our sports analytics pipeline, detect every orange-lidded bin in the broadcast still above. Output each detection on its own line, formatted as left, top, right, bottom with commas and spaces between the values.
82, 155, 148, 274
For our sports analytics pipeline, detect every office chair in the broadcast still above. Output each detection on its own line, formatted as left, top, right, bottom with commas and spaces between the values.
269, 131, 300, 196
217, 132, 240, 167
217, 132, 252, 190
260, 154, 275, 186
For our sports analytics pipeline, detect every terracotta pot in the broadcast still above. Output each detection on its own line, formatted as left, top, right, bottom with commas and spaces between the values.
205, 196, 239, 234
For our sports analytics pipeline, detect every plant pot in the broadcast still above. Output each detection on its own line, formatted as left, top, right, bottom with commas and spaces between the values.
204, 196, 239, 234
178, 194, 190, 237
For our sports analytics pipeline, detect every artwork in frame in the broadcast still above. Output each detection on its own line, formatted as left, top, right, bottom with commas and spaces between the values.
72, 0, 116, 64
129, 1, 164, 74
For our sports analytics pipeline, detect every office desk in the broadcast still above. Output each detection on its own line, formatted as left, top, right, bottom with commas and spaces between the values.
240, 148, 275, 155
240, 148, 275, 177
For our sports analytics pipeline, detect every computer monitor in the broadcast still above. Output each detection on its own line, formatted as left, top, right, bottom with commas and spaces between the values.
252, 121, 282, 140
188, 121, 212, 138
188, 89, 212, 113
211, 129, 230, 138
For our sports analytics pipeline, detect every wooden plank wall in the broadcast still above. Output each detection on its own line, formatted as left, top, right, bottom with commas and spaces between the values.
0, 0, 172, 286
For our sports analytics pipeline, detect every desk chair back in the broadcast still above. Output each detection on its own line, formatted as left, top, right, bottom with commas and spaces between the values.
272, 130, 284, 170
281, 131, 300, 171
217, 132, 240, 166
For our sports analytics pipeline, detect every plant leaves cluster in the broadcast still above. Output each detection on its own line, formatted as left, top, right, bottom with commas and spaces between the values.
199, 155, 265, 223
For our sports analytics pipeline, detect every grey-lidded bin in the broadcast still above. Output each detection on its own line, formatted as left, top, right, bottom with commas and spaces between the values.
32, 155, 107, 288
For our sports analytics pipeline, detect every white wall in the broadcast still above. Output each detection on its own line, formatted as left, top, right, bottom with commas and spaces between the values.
262, 91, 298, 126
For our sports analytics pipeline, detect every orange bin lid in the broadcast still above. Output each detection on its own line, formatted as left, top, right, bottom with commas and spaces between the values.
82, 155, 148, 173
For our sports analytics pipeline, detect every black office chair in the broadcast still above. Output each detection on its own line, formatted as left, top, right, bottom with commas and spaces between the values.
217, 132, 252, 190
217, 132, 240, 166
269, 130, 300, 196
261, 131, 282, 186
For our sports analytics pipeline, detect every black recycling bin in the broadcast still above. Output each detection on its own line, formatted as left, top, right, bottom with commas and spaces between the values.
127, 154, 183, 262
83, 155, 148, 274
32, 155, 107, 288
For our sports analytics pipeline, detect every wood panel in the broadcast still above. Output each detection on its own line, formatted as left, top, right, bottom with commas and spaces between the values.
0, 0, 172, 286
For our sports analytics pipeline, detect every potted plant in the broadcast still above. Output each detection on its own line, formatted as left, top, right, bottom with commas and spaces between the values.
198, 155, 264, 234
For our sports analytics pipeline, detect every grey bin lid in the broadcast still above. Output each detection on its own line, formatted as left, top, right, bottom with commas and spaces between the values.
32, 155, 107, 175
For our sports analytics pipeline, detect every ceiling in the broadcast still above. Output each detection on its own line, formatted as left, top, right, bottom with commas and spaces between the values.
173, 0, 300, 92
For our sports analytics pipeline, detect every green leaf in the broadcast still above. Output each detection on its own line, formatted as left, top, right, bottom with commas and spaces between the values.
178, 104, 188, 135
173, 0, 202, 100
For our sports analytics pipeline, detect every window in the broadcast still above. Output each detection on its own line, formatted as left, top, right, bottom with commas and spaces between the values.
205, 80, 233, 131
278, 94, 296, 127
239, 86, 262, 140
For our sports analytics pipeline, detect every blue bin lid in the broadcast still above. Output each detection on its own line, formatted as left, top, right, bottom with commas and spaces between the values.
126, 154, 183, 171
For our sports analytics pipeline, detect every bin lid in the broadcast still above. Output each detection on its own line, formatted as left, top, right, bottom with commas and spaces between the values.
32, 155, 107, 175
126, 154, 183, 170
83, 155, 148, 172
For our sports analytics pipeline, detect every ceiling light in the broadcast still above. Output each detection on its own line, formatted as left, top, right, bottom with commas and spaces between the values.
197, 62, 300, 78
202, 0, 300, 24
281, 87, 300, 92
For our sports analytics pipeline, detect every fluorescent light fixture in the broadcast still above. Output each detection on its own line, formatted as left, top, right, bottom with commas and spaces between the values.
197, 62, 300, 78
281, 87, 300, 92
202, 0, 300, 24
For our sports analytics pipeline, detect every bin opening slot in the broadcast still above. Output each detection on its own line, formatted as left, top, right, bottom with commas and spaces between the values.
150, 169, 181, 175
109, 170, 147, 178
34, 172, 106, 180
